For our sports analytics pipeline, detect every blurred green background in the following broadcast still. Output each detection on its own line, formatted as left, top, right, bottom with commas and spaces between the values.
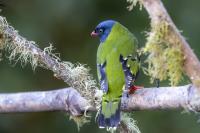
0, 0, 200, 133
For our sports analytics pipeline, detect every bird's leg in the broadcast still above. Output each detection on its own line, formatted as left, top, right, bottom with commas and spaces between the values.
155, 78, 160, 88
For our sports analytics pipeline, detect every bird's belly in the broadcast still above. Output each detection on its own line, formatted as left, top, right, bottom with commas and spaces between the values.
105, 57, 125, 93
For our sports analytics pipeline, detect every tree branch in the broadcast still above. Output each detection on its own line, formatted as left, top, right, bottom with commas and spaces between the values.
0, 84, 199, 114
0, 0, 199, 113
142, 0, 200, 90
122, 84, 200, 112
0, 16, 97, 107
0, 0, 199, 131
0, 88, 90, 115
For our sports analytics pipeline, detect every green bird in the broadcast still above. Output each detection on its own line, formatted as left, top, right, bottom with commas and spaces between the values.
91, 20, 140, 128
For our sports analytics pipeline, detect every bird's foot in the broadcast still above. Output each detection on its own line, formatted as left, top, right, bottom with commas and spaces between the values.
128, 85, 143, 94
155, 78, 160, 88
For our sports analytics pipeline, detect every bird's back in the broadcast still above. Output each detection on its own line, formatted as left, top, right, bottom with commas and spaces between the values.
97, 22, 138, 98
96, 21, 139, 128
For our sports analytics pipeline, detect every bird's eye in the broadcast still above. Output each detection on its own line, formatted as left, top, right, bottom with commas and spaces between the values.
99, 28, 104, 33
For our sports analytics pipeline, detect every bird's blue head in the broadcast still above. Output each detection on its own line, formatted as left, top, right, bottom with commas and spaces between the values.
91, 20, 116, 43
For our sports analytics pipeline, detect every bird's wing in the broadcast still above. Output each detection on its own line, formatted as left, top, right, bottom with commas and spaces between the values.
120, 54, 140, 90
97, 61, 108, 93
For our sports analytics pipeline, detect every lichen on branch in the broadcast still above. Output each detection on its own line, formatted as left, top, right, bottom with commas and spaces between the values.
0, 15, 141, 133
0, 16, 98, 109
143, 21, 185, 86
118, 113, 141, 133
0, 15, 101, 128
127, 0, 143, 11
0, 17, 40, 69
127, 0, 185, 86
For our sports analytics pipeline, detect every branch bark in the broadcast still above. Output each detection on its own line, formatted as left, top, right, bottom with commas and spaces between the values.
122, 84, 200, 111
0, 16, 96, 107
0, 0, 199, 118
0, 1, 198, 133
142, 0, 200, 90
0, 88, 90, 115
0, 85, 199, 114
0, 1, 199, 132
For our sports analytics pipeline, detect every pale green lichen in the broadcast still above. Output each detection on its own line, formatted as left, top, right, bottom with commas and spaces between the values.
143, 21, 184, 86
105, 113, 140, 133
0, 16, 99, 128
43, 43, 61, 63
0, 17, 8, 61
43, 44, 97, 113
6, 41, 39, 70
70, 115, 90, 131
0, 16, 98, 105
164, 46, 184, 85
0, 16, 39, 70
94, 89, 103, 117
127, 0, 143, 11
61, 61, 98, 107
43, 45, 98, 108
118, 113, 141, 133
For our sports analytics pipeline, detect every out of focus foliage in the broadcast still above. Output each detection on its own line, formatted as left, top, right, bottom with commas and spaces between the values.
0, 0, 200, 133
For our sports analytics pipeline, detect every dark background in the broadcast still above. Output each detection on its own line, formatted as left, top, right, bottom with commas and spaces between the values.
0, 0, 200, 133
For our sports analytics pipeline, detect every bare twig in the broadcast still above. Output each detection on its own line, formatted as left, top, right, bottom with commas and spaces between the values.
0, 85, 199, 114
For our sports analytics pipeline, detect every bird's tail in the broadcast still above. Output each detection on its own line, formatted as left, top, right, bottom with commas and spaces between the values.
98, 99, 121, 128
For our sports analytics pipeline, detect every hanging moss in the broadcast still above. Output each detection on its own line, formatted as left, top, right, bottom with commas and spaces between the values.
127, 0, 143, 11
70, 115, 90, 131
143, 21, 184, 86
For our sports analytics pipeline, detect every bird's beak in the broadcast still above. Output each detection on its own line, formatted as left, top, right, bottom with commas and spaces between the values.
91, 31, 98, 37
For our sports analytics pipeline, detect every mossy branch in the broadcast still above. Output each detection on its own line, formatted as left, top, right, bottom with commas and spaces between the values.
0, 85, 199, 113
0, 0, 200, 132
142, 0, 200, 88
128, 0, 200, 89
1, 85, 199, 132
0, 16, 98, 108
0, 15, 137, 132
0, 0, 198, 113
